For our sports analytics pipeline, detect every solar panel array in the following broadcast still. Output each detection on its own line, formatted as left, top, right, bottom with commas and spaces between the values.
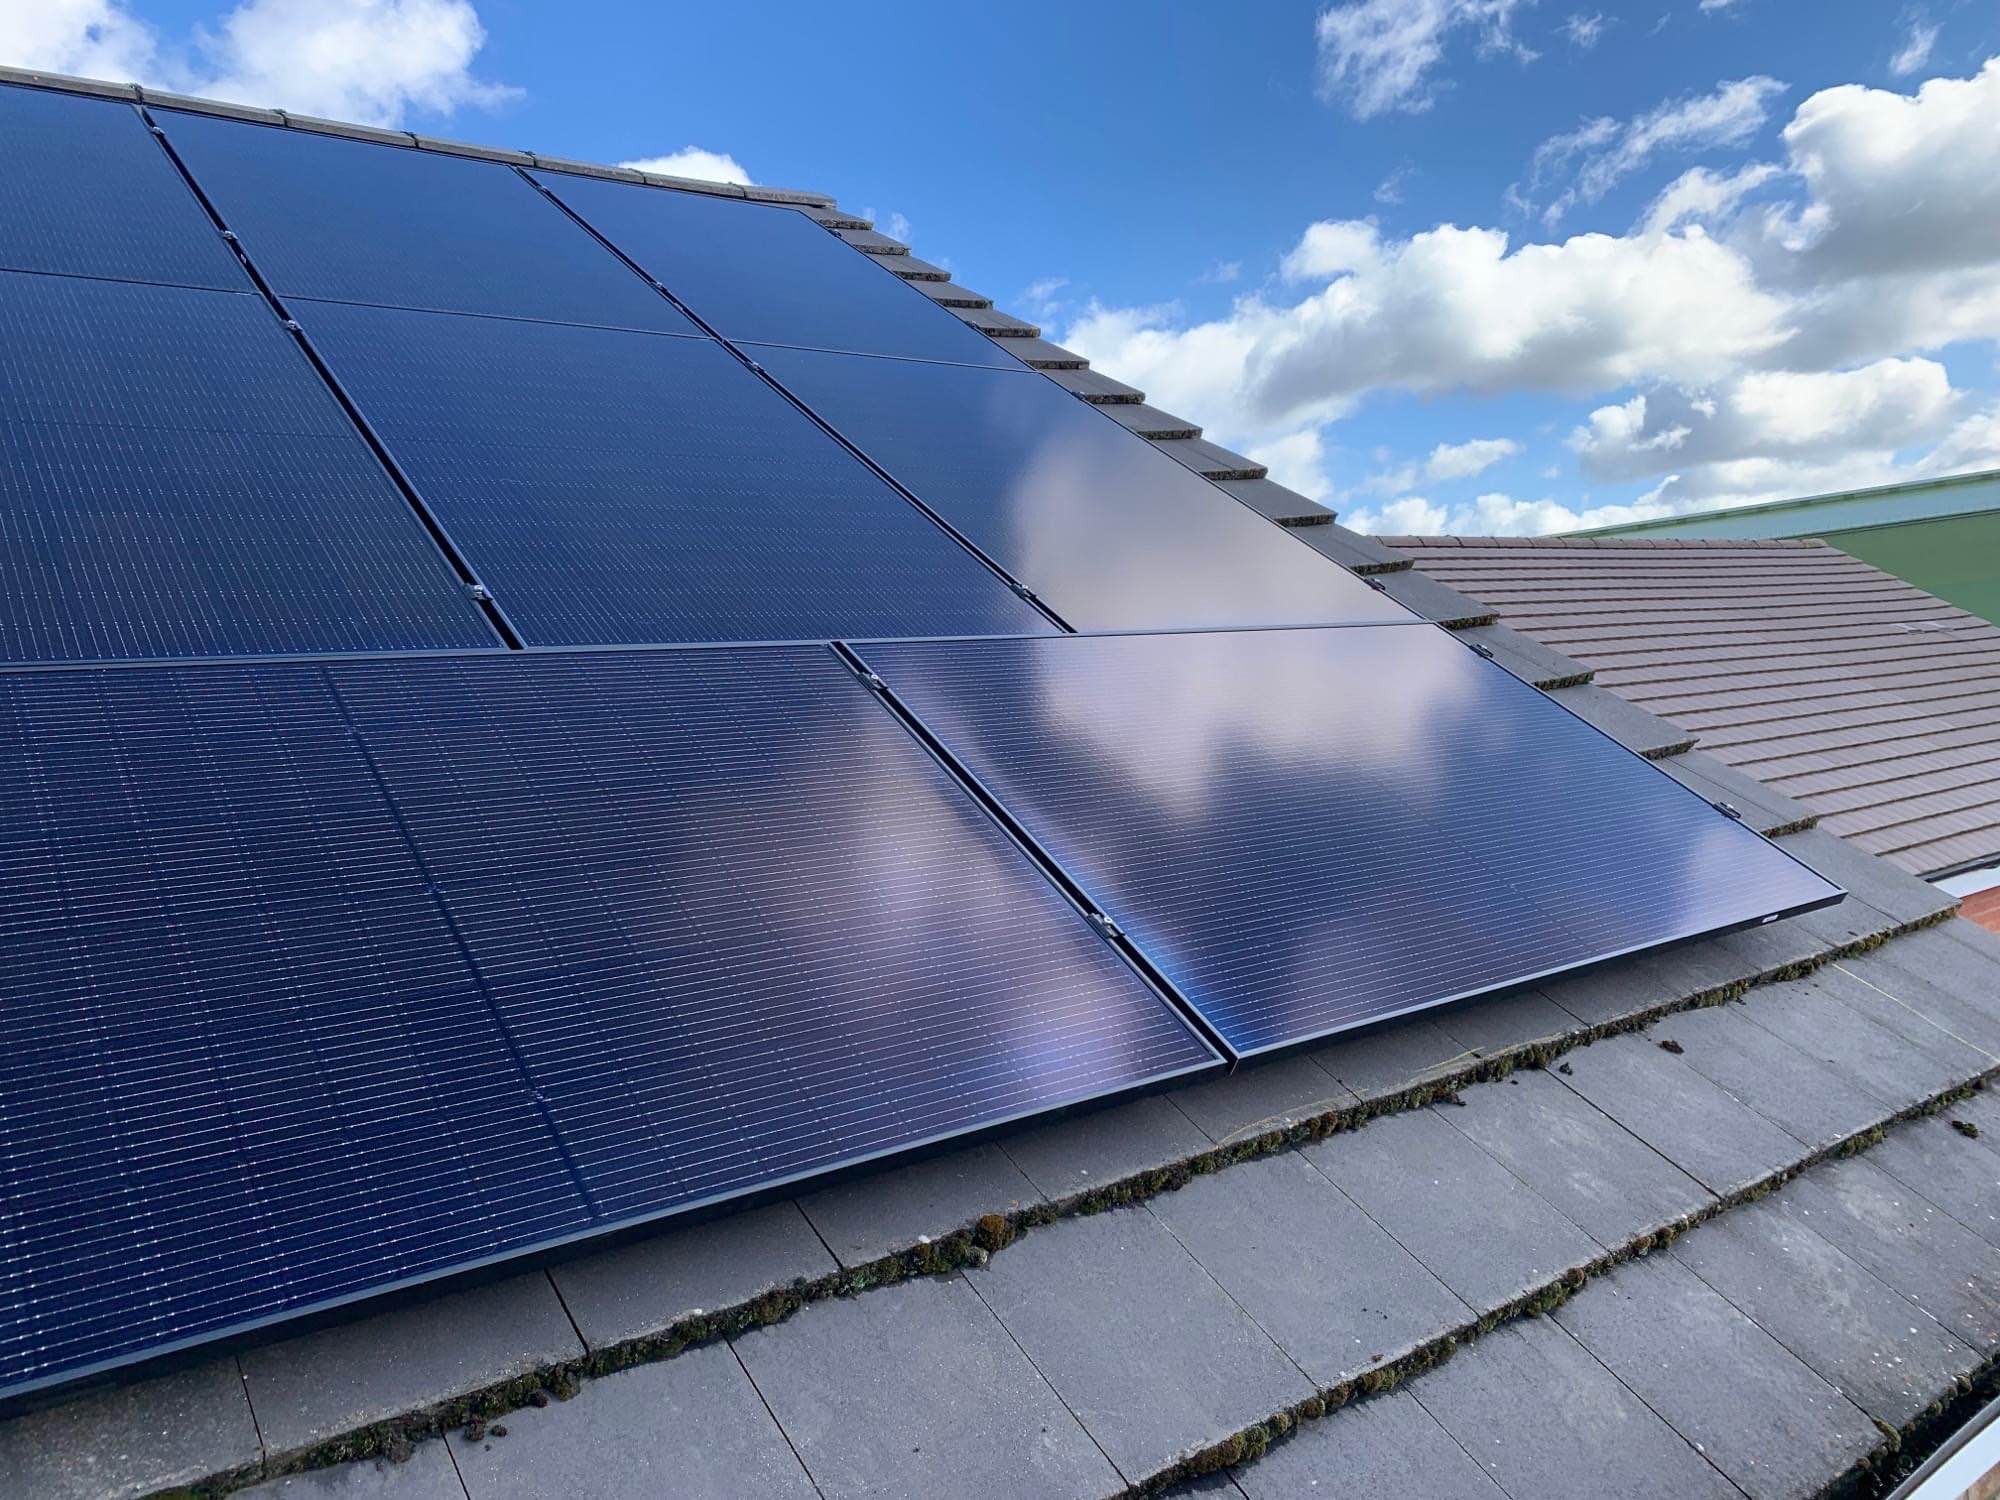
0, 77, 1844, 1404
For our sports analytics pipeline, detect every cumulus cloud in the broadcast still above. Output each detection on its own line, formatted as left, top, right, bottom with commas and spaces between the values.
1067, 56, 2000, 533
1530, 75, 1785, 225
1314, 0, 1532, 119
618, 148, 752, 186
2, 0, 517, 126
1344, 491, 1675, 536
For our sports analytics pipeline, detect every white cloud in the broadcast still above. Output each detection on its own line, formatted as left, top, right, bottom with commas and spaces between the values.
1314, 0, 1531, 120
1020, 277, 1070, 320
1427, 435, 1522, 479
619, 148, 752, 186
1890, 16, 1938, 77
1343, 491, 1674, 536
1531, 75, 1785, 225
1066, 56, 2000, 538
1374, 165, 1413, 204
1560, 12, 1609, 48
2, 0, 517, 127
1640, 161, 1780, 233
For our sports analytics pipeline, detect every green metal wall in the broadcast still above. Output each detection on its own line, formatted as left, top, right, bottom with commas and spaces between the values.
1829, 512, 2000, 628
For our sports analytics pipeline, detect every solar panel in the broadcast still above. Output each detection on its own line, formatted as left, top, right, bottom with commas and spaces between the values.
0, 271, 498, 661
856, 627, 1845, 1057
746, 346, 1417, 631
0, 83, 249, 292
535, 171, 1021, 368
296, 299, 1054, 644
155, 110, 694, 331
0, 645, 1216, 1400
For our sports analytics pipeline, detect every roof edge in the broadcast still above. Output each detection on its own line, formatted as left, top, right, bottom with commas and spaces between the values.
1565, 465, 2000, 540
0, 64, 841, 210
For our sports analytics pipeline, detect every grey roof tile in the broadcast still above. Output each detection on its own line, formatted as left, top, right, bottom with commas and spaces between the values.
237, 1442, 463, 1498
416, 136, 535, 166
241, 1274, 584, 1458
1409, 1316, 1739, 1500
1099, 401, 1201, 439
1833, 929, 2000, 1059
1545, 682, 1697, 758
1777, 1157, 2000, 1352
796, 1141, 1043, 1267
1287, 523, 1412, 574
1208, 476, 1332, 525
1152, 435, 1267, 480
834, 226, 909, 255
998, 336, 1087, 367
1233, 1388, 1504, 1499
1311, 1016, 1478, 1102
1659, 1000, 1895, 1151
967, 1205, 1313, 1483
1002, 1092, 1212, 1200
1441, 1067, 1713, 1246
1302, 1106, 1599, 1309
1371, 569, 1494, 628
1781, 827, 1959, 926
1167, 1053, 1356, 1145
1040, 364, 1144, 402
1454, 621, 1593, 690
548, 1201, 837, 1352
733, 1273, 1119, 1499
1659, 750, 1818, 834
1739, 966, 1985, 1112
881, 252, 950, 281
907, 277, 991, 307
1670, 1197, 1981, 1427
281, 114, 416, 147
0, 1357, 262, 1500
1431, 987, 1584, 1059
1551, 1252, 1879, 1499
139, 88, 283, 123
1552, 1031, 1813, 1195
0, 65, 140, 99
952, 304, 1040, 336
1148, 1150, 1473, 1388
1863, 1114, 2000, 1250
447, 1344, 814, 1500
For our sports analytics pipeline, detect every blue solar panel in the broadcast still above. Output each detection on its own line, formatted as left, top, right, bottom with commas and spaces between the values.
296, 299, 1054, 644
0, 84, 249, 291
857, 627, 1846, 1057
0, 271, 497, 661
535, 171, 1021, 367
0, 646, 1216, 1400
156, 110, 693, 331
747, 346, 1416, 631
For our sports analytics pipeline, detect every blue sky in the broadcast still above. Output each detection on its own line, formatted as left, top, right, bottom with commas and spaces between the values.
17, 0, 2000, 533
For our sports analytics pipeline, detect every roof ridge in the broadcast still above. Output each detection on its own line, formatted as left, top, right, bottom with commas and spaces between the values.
0, 63, 840, 210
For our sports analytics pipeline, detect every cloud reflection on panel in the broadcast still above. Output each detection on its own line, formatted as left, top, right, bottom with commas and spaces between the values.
748, 345, 1416, 632
859, 628, 1841, 1055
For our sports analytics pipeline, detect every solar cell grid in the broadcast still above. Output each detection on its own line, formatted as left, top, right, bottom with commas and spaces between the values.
0, 646, 1216, 1400
155, 108, 695, 332
0, 272, 498, 661
0, 83, 249, 291
747, 345, 1418, 632
535, 170, 1020, 368
856, 627, 1846, 1056
296, 299, 1055, 644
